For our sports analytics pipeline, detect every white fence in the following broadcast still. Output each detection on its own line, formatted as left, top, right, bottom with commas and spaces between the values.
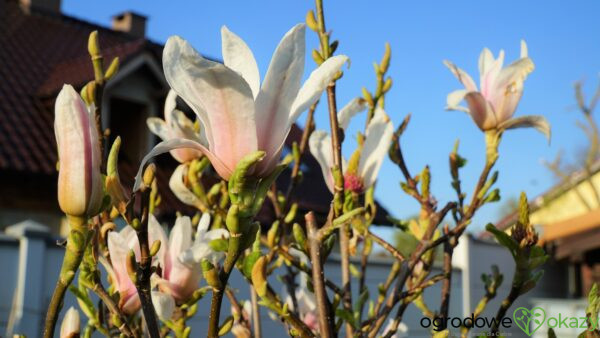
0, 220, 569, 337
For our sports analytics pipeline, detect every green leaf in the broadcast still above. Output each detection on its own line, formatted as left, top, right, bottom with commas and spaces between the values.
335, 309, 357, 329
485, 223, 518, 255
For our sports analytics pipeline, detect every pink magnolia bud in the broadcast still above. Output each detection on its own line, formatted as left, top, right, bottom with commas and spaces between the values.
54, 85, 103, 217
60, 307, 80, 338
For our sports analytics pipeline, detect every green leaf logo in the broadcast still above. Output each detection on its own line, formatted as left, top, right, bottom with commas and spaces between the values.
513, 307, 546, 336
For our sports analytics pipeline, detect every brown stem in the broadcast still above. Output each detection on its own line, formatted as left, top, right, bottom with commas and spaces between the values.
134, 179, 160, 338
92, 282, 135, 337
437, 229, 453, 329
277, 246, 343, 296
306, 212, 334, 338
367, 231, 405, 261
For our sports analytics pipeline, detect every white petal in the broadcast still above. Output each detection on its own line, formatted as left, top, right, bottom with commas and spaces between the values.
151, 291, 175, 320
308, 130, 335, 193
446, 89, 468, 109
254, 24, 306, 171
164, 90, 178, 121
107, 231, 130, 291
148, 215, 169, 272
146, 117, 170, 141
358, 107, 394, 189
163, 36, 258, 172
338, 98, 367, 130
256, 54, 349, 176
133, 139, 228, 192
169, 216, 193, 261
169, 164, 202, 207
290, 55, 350, 122
221, 26, 260, 98
196, 212, 211, 238
520, 40, 528, 58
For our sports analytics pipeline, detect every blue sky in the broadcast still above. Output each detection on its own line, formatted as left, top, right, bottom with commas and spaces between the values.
63, 0, 600, 233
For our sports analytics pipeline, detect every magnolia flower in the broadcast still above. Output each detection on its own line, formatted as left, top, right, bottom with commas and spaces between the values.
59, 307, 80, 338
180, 213, 230, 266
444, 41, 550, 139
54, 84, 103, 217
150, 215, 206, 303
309, 104, 394, 193
147, 90, 205, 163
105, 217, 168, 314
134, 24, 349, 188
290, 288, 319, 332
231, 301, 252, 338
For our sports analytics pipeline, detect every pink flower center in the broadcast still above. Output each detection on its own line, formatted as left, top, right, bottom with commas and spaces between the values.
344, 174, 364, 193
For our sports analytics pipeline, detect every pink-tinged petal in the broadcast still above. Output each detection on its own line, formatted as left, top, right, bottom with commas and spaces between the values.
303, 312, 319, 332
120, 292, 141, 315
134, 139, 231, 191
148, 215, 169, 274
54, 85, 103, 217
358, 107, 394, 189
163, 36, 258, 172
221, 26, 260, 98
338, 98, 367, 130
159, 261, 201, 302
464, 92, 497, 130
308, 130, 335, 193
478, 48, 494, 78
169, 164, 203, 208
254, 24, 305, 164
480, 50, 504, 99
443, 60, 478, 92
107, 232, 136, 297
151, 291, 175, 320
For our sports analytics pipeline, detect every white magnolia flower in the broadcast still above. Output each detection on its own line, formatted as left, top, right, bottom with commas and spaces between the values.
147, 90, 205, 163
180, 213, 229, 266
309, 103, 394, 193
134, 24, 349, 189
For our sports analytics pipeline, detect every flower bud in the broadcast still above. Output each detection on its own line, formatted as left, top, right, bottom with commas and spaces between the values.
55, 85, 103, 218
60, 307, 80, 338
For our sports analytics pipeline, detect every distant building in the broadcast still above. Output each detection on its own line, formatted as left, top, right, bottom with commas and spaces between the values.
494, 161, 600, 298
0, 0, 392, 236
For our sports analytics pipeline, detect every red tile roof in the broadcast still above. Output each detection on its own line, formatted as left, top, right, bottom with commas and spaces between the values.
0, 0, 392, 225
0, 0, 162, 174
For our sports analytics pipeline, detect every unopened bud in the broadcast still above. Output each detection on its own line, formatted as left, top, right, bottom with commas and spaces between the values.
149, 240, 162, 257
143, 163, 156, 187
251, 256, 268, 297
305, 10, 319, 31
104, 57, 119, 80
126, 250, 137, 283
60, 307, 80, 338
380, 42, 391, 73
88, 31, 101, 58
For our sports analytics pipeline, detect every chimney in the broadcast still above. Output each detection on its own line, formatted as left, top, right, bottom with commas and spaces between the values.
112, 12, 147, 38
19, 0, 61, 13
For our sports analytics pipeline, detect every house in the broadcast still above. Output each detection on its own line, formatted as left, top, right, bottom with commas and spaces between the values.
0, 0, 391, 236
493, 160, 600, 298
